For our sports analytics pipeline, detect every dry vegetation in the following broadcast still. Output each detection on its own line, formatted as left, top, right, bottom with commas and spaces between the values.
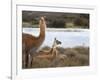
23, 46, 89, 69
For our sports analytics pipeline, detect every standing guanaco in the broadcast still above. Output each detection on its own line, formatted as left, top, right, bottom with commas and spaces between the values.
22, 17, 46, 68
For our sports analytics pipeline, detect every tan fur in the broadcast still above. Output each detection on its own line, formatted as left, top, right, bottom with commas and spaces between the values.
33, 39, 67, 63
22, 17, 46, 68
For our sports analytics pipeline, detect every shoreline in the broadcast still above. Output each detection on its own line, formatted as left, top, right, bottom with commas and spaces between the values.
23, 27, 89, 32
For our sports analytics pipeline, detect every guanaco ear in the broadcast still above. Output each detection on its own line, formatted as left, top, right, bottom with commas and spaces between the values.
54, 37, 56, 41
41, 16, 44, 20
56, 39, 62, 44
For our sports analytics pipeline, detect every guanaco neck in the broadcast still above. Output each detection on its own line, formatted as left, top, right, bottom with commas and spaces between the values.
39, 24, 45, 39
36, 18, 46, 46
39, 20, 46, 38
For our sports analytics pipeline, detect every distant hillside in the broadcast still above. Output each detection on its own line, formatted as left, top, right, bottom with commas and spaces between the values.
22, 11, 89, 29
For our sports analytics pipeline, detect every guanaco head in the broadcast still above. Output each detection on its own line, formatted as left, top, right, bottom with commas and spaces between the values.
39, 16, 47, 29
52, 38, 62, 48
55, 38, 61, 45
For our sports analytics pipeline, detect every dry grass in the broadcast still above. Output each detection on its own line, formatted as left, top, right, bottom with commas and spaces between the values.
23, 46, 89, 69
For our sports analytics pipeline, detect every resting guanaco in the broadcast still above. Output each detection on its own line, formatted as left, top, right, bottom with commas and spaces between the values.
34, 38, 67, 63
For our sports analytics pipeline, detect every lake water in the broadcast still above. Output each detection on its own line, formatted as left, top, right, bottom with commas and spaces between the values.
23, 28, 89, 48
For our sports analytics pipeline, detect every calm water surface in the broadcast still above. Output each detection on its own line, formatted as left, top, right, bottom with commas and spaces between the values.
23, 28, 89, 48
